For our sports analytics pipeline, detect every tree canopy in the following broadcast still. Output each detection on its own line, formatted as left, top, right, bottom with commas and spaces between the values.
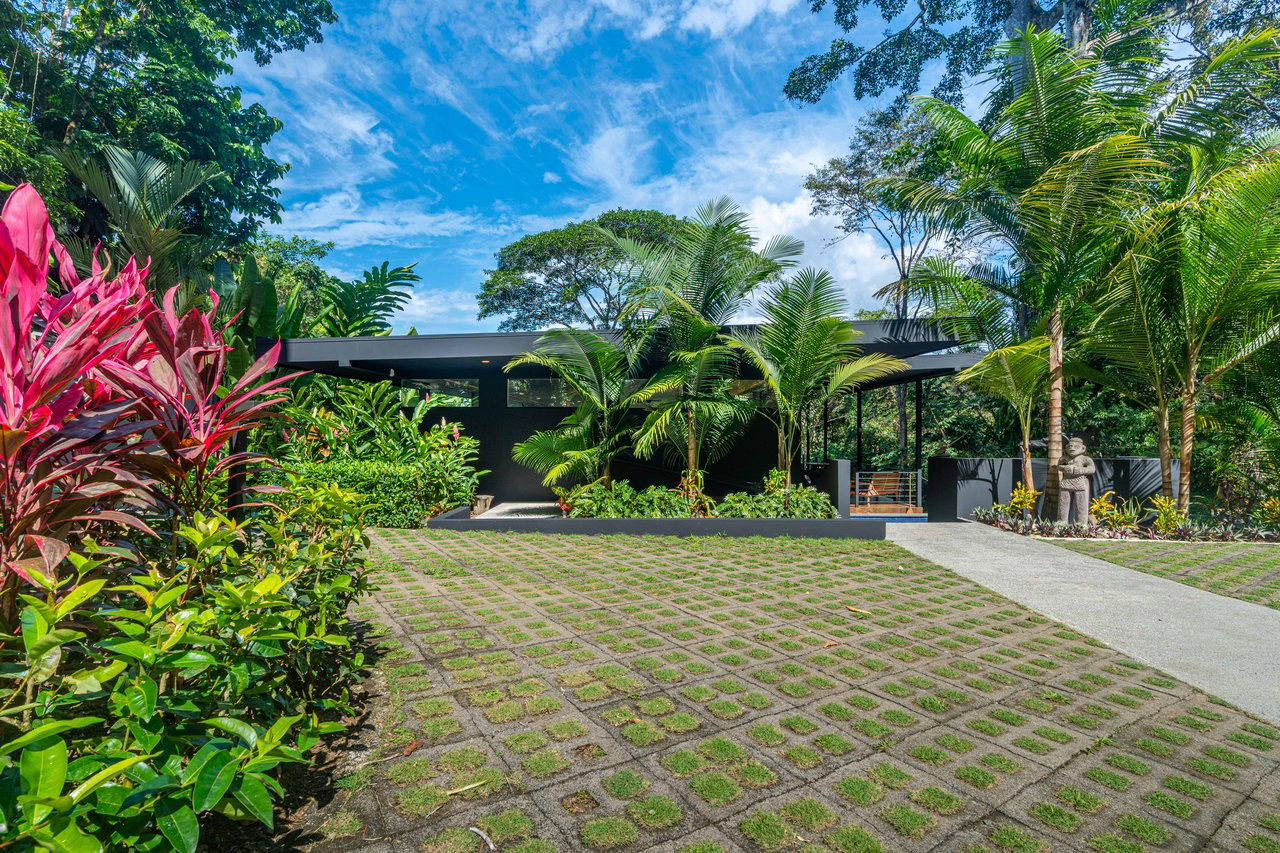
477, 208, 682, 331
0, 0, 337, 245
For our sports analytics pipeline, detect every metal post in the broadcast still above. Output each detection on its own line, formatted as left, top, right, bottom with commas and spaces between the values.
914, 379, 924, 471
856, 390, 864, 471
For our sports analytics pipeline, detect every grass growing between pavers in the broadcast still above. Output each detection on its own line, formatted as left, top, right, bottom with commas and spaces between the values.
295, 528, 1280, 852
1059, 540, 1280, 609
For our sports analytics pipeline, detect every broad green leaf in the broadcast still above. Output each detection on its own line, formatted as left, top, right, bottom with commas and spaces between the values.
155, 799, 199, 853
125, 676, 158, 720
1, 719, 101, 757
68, 754, 153, 804
53, 579, 108, 620
19, 735, 68, 824
191, 751, 235, 812
231, 774, 273, 828
26, 629, 85, 664
37, 815, 104, 853
201, 717, 258, 748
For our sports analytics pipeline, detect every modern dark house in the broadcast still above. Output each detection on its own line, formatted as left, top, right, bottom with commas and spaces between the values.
275, 320, 979, 504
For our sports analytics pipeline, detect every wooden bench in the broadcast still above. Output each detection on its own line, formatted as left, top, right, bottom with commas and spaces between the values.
853, 471, 905, 506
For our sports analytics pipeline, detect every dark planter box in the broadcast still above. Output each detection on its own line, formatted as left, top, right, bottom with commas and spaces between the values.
427, 512, 885, 540
927, 456, 1176, 522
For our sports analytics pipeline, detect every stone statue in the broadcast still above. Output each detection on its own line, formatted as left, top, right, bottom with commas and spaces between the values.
1056, 436, 1096, 524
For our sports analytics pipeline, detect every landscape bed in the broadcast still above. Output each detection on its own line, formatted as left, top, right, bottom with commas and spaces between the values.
293, 529, 1280, 852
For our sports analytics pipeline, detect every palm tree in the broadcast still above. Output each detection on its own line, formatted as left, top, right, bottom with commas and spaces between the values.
1091, 141, 1280, 509
724, 268, 906, 486
56, 146, 223, 296
610, 197, 805, 476
505, 327, 680, 486
954, 337, 1051, 491
892, 26, 1276, 514
317, 262, 419, 337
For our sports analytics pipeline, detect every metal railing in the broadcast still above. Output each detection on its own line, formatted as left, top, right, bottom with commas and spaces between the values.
851, 469, 923, 511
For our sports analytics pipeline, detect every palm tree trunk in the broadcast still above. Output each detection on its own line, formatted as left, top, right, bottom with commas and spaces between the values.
685, 404, 697, 475
1178, 390, 1196, 512
1021, 439, 1034, 496
1156, 403, 1173, 499
778, 429, 791, 488
1043, 305, 1065, 518
602, 460, 612, 487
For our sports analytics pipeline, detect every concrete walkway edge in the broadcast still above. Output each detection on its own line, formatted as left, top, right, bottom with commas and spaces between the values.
887, 521, 1280, 723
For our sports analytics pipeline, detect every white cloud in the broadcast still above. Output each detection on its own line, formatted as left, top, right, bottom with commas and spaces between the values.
679, 0, 803, 37
543, 171, 563, 183
394, 287, 480, 332
278, 190, 494, 249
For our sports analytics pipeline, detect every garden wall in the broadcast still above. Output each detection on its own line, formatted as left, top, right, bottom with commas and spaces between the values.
926, 456, 1177, 522
428, 507, 886, 540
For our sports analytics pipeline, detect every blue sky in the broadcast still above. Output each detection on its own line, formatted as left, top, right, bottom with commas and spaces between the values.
233, 0, 931, 333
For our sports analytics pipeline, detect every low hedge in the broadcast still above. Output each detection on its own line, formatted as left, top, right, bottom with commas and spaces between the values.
267, 460, 466, 528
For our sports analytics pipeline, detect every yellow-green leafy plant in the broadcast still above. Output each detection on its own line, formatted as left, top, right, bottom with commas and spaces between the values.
1255, 496, 1280, 529
1091, 491, 1140, 530
1007, 483, 1041, 514
1148, 494, 1188, 536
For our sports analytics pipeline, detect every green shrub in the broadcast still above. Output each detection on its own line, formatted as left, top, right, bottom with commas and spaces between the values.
562, 470, 836, 520
0, 481, 373, 851
273, 435, 484, 527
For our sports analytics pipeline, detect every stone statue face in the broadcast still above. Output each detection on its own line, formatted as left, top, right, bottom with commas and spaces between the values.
1066, 437, 1087, 457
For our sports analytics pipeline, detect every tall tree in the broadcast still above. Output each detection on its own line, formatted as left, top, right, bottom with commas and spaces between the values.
478, 208, 682, 331
784, 0, 1103, 107
0, 0, 336, 245
614, 198, 804, 476
251, 234, 342, 333
724, 268, 905, 486
892, 26, 1276, 515
1091, 141, 1280, 509
806, 105, 951, 463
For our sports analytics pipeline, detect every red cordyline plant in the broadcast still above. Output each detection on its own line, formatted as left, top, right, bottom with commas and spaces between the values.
0, 185, 157, 627
0, 184, 298, 631
96, 288, 297, 519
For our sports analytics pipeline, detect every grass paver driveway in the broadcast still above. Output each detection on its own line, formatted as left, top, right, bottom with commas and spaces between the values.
1059, 540, 1280, 610
313, 530, 1280, 853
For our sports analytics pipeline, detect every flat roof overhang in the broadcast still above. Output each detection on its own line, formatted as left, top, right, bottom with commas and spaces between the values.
853, 352, 983, 390
271, 319, 973, 384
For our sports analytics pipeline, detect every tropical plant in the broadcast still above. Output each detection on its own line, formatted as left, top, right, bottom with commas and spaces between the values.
893, 25, 1278, 515
1090, 140, 1280, 508
0, 486, 369, 852
506, 327, 679, 486
954, 337, 1051, 490
56, 146, 224, 298
611, 197, 804, 476
96, 289, 297, 521
0, 184, 157, 629
715, 469, 839, 518
317, 262, 419, 337
724, 268, 905, 486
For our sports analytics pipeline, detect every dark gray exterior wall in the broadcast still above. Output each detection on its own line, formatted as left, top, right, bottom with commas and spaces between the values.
436, 367, 783, 502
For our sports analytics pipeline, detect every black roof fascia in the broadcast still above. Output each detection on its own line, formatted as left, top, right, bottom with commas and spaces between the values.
272, 318, 965, 373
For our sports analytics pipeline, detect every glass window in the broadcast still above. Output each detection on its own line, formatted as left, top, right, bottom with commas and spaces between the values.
507, 378, 582, 408
402, 378, 479, 407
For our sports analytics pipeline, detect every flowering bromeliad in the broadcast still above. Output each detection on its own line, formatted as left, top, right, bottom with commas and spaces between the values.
0, 184, 296, 627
